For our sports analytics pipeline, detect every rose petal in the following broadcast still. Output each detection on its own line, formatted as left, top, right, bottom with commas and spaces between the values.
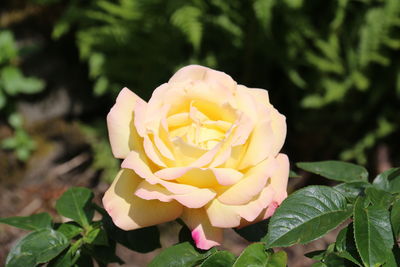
270, 153, 290, 203
122, 151, 216, 204
107, 87, 146, 158
217, 157, 277, 205
210, 168, 243, 186
181, 208, 223, 250
247, 88, 271, 107
102, 169, 183, 230
206, 185, 275, 228
134, 180, 215, 208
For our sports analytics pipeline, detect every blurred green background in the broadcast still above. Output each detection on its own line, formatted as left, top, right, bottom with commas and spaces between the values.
1, 0, 399, 184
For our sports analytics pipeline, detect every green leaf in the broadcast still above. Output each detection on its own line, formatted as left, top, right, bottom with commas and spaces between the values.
47, 238, 83, 267
365, 187, 393, 209
0, 31, 17, 63
268, 251, 288, 266
55, 187, 94, 228
1, 66, 44, 95
6, 229, 69, 267
0, 213, 52, 231
233, 243, 269, 266
391, 198, 400, 239
373, 168, 400, 193
335, 224, 362, 266
296, 161, 368, 182
233, 243, 287, 267
83, 226, 108, 246
234, 219, 268, 242
334, 181, 370, 201
56, 222, 82, 240
103, 213, 160, 253
353, 197, 394, 267
200, 251, 236, 267
148, 242, 213, 267
263, 186, 352, 247
289, 170, 302, 178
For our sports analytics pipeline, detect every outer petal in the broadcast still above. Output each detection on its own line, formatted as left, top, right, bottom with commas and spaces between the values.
247, 88, 271, 107
217, 157, 277, 205
102, 169, 183, 230
205, 185, 275, 228
270, 153, 290, 204
107, 87, 146, 158
181, 208, 223, 250
169, 65, 236, 92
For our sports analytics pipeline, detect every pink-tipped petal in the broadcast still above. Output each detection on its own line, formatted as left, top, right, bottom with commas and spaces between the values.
102, 169, 182, 230
181, 208, 223, 250
107, 87, 146, 158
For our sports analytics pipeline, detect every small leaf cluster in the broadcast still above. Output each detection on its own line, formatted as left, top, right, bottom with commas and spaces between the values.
0, 187, 161, 267
148, 242, 287, 267
263, 161, 400, 267
0, 30, 45, 161
0, 30, 45, 110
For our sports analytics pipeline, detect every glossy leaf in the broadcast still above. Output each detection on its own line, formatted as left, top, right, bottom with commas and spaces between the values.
55, 187, 94, 228
0, 213, 52, 231
334, 181, 370, 201
296, 161, 368, 182
373, 168, 400, 193
6, 229, 69, 267
335, 224, 362, 266
391, 198, 400, 239
365, 187, 393, 209
263, 186, 352, 247
200, 251, 236, 267
148, 242, 213, 267
353, 197, 394, 267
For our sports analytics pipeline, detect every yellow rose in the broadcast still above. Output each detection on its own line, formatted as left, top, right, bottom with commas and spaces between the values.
103, 65, 289, 249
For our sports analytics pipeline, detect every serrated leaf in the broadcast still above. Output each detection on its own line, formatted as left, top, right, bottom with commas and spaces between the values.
353, 197, 394, 267
6, 229, 69, 267
263, 186, 352, 247
296, 161, 368, 182
55, 187, 94, 228
334, 181, 370, 201
200, 251, 236, 267
148, 242, 213, 267
365, 187, 393, 209
0, 213, 52, 231
391, 198, 400, 239
373, 168, 400, 193
335, 224, 362, 266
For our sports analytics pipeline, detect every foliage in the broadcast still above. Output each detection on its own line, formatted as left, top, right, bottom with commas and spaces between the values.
1, 113, 37, 161
43, 0, 400, 165
0, 30, 45, 161
79, 122, 120, 183
1, 161, 399, 266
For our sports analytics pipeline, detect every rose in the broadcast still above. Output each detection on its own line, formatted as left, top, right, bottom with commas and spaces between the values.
102, 65, 289, 249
